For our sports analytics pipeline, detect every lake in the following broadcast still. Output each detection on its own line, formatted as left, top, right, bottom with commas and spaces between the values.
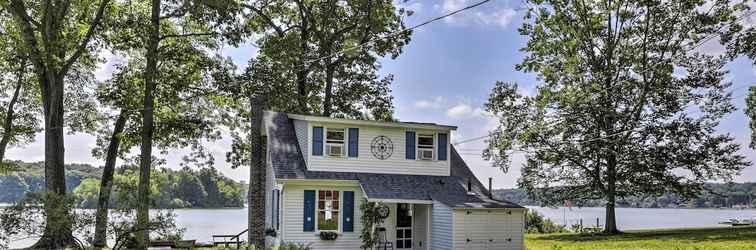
7, 207, 756, 248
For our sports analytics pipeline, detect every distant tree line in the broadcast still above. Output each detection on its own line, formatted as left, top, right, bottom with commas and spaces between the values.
496, 183, 756, 209
0, 161, 245, 208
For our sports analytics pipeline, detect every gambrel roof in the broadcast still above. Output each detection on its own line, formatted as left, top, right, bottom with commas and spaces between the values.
264, 111, 523, 209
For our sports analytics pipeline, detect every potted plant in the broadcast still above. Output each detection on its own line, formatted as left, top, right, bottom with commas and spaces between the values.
319, 231, 338, 240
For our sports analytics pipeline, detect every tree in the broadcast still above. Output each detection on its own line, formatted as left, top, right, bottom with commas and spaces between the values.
485, 0, 749, 234
308, 0, 409, 118
222, 0, 410, 169
0, 0, 111, 247
0, 33, 40, 166
90, 0, 238, 247
242, 0, 409, 117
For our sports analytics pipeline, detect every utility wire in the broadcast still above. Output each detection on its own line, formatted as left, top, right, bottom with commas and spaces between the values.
304, 0, 494, 64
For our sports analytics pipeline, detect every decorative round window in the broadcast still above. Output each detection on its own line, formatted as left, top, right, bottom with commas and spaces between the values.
370, 136, 393, 160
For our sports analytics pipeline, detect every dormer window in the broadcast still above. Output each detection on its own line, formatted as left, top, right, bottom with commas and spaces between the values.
326, 128, 346, 157
417, 134, 435, 160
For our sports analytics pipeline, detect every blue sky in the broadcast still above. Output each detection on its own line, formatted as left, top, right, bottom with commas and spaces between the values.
6, 0, 756, 188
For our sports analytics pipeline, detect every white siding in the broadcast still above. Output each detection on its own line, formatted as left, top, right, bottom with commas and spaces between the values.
293, 119, 309, 165
306, 121, 451, 176
280, 183, 363, 250
431, 201, 453, 250
452, 209, 524, 250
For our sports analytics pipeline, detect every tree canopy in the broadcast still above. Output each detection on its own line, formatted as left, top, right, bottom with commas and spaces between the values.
485, 0, 750, 234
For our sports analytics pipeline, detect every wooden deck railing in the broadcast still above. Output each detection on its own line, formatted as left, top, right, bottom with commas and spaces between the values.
212, 228, 248, 250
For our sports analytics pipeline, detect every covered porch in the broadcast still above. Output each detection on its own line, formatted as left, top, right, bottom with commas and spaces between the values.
357, 174, 448, 250
367, 199, 432, 250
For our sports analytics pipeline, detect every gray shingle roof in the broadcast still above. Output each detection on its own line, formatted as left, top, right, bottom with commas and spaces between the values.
265, 111, 523, 209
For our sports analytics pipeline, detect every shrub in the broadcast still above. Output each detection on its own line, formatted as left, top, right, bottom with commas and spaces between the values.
525, 209, 566, 234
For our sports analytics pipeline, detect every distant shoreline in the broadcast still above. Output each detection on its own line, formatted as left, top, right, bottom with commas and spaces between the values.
526, 206, 756, 211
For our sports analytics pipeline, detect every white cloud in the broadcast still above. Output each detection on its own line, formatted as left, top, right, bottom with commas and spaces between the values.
476, 8, 517, 29
447, 102, 491, 119
414, 96, 445, 109
440, 0, 518, 29
447, 103, 474, 119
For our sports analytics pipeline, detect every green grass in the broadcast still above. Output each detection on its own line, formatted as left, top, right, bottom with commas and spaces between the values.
526, 226, 756, 250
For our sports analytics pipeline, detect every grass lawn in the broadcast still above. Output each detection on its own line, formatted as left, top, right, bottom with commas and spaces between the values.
526, 226, 756, 250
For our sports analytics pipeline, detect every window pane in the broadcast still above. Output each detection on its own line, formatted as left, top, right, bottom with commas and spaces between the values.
418, 136, 434, 146
404, 240, 412, 247
318, 218, 338, 230
396, 240, 404, 248
318, 211, 338, 230
318, 201, 325, 209
333, 201, 339, 210
333, 192, 339, 200
326, 130, 344, 141
396, 230, 402, 238
319, 191, 325, 200
405, 229, 412, 238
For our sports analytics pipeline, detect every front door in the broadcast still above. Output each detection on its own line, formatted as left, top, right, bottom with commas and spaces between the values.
396, 203, 412, 249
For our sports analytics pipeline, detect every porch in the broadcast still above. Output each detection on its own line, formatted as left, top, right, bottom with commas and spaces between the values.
369, 200, 432, 250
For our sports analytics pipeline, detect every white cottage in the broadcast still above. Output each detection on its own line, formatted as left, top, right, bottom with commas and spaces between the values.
261, 111, 525, 250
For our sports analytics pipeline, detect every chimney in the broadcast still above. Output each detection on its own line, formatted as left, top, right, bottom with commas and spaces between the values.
488, 178, 493, 199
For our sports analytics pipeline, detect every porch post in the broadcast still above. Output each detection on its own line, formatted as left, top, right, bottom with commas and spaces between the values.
249, 96, 267, 249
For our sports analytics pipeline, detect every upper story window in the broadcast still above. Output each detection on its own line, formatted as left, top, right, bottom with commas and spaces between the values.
326, 128, 345, 157
417, 134, 435, 160
317, 190, 340, 231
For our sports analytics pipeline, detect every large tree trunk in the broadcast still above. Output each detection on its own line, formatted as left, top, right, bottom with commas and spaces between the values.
33, 72, 76, 249
322, 62, 336, 117
604, 155, 620, 234
248, 96, 266, 249
0, 60, 25, 162
93, 110, 128, 248
295, 12, 310, 114
136, 0, 160, 248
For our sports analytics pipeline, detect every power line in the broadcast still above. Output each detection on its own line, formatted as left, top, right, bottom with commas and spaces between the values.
304, 0, 494, 64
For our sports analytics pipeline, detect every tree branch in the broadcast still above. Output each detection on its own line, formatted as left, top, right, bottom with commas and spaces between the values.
160, 32, 218, 40
62, 0, 111, 74
243, 3, 286, 37
4, 0, 46, 78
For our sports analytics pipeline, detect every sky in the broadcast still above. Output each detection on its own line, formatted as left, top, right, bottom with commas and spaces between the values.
6, 0, 756, 189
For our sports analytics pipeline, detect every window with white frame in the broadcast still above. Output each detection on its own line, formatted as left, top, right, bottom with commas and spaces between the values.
317, 190, 340, 231
417, 134, 435, 160
326, 128, 346, 157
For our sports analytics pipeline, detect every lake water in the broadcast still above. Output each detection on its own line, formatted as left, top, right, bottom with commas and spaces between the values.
7, 207, 756, 248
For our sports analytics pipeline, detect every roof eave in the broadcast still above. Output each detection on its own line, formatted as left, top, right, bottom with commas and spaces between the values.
285, 113, 458, 131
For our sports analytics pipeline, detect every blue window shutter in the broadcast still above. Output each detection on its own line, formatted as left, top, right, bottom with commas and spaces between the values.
303, 190, 315, 231
312, 127, 323, 156
348, 128, 359, 157
343, 191, 354, 232
438, 133, 448, 161
406, 131, 416, 159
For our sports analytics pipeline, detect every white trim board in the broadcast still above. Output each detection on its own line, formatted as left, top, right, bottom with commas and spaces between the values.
287, 113, 457, 131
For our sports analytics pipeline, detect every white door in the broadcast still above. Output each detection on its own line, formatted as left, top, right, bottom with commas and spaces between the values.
412, 204, 429, 250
